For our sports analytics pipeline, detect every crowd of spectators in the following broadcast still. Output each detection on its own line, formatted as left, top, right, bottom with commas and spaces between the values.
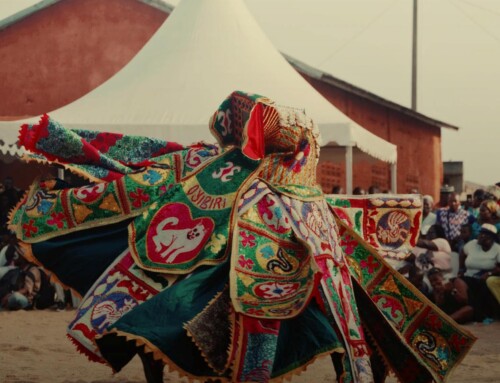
0, 232, 66, 311
0, 176, 76, 311
400, 186, 500, 324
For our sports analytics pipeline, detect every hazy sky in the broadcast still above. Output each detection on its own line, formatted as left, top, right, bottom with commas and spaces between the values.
1, 0, 499, 185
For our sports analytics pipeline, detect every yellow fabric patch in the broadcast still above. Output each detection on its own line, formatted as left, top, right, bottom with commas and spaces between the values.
99, 194, 121, 213
73, 204, 93, 224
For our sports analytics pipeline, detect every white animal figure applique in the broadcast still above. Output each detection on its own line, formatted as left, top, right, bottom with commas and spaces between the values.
91, 297, 136, 331
152, 217, 209, 264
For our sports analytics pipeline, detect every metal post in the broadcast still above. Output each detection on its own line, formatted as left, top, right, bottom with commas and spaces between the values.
345, 146, 353, 194
391, 162, 397, 193
411, 0, 418, 110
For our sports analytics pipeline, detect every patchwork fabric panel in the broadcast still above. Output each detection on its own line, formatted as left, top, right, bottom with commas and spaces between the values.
210, 91, 273, 151
336, 218, 475, 383
231, 192, 317, 319
232, 184, 372, 380
326, 194, 422, 261
231, 315, 280, 383
11, 160, 174, 242
130, 148, 261, 274
67, 251, 169, 363
10, 146, 218, 243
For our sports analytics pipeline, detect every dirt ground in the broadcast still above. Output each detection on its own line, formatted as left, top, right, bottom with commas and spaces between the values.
0, 309, 499, 383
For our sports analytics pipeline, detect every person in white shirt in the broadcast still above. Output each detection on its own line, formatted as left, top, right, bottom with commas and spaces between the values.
459, 223, 500, 321
420, 195, 437, 237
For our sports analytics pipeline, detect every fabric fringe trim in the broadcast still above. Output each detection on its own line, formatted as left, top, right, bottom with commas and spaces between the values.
18, 114, 49, 152
66, 334, 106, 365
270, 349, 343, 383
98, 329, 225, 382
97, 328, 346, 383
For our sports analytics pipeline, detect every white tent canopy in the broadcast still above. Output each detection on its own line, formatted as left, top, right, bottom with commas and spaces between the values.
0, 0, 397, 192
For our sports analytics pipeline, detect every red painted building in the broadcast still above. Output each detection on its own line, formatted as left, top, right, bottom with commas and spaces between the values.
0, 0, 458, 200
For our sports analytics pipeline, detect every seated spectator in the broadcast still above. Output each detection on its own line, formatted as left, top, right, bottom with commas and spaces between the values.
427, 268, 474, 324
459, 223, 500, 321
437, 192, 473, 251
1, 251, 56, 311
353, 186, 366, 195
421, 195, 437, 237
0, 244, 23, 309
470, 189, 487, 219
331, 185, 344, 194
0, 240, 18, 280
368, 185, 380, 194
456, 223, 473, 255
471, 200, 500, 240
408, 265, 431, 298
414, 224, 452, 273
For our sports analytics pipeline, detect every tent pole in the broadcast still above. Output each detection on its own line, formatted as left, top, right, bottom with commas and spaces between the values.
390, 162, 397, 193
345, 146, 353, 194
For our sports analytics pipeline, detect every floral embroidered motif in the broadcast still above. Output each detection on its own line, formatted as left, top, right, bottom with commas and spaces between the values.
240, 231, 256, 247
23, 220, 38, 238
360, 255, 378, 274
129, 188, 150, 208
238, 255, 254, 269
47, 212, 66, 229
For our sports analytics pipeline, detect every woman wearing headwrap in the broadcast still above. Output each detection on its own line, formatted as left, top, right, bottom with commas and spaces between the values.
9, 91, 474, 383
459, 223, 500, 321
471, 200, 500, 240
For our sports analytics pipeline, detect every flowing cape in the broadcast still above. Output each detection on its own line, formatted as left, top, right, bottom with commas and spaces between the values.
9, 93, 474, 383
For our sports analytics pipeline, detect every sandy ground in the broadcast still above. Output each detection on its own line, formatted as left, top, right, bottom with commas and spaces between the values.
0, 309, 499, 383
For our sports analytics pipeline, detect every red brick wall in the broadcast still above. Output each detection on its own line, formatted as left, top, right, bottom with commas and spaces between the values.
306, 76, 442, 200
0, 0, 167, 118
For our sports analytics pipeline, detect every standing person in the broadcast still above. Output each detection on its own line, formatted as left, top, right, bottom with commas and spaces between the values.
470, 189, 487, 219
437, 192, 473, 252
459, 223, 500, 321
421, 195, 437, 237
8, 91, 474, 383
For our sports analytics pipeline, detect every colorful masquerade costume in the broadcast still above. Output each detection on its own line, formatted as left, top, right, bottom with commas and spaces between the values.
9, 91, 474, 383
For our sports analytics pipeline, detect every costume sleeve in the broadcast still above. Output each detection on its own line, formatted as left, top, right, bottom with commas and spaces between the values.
19, 114, 185, 182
